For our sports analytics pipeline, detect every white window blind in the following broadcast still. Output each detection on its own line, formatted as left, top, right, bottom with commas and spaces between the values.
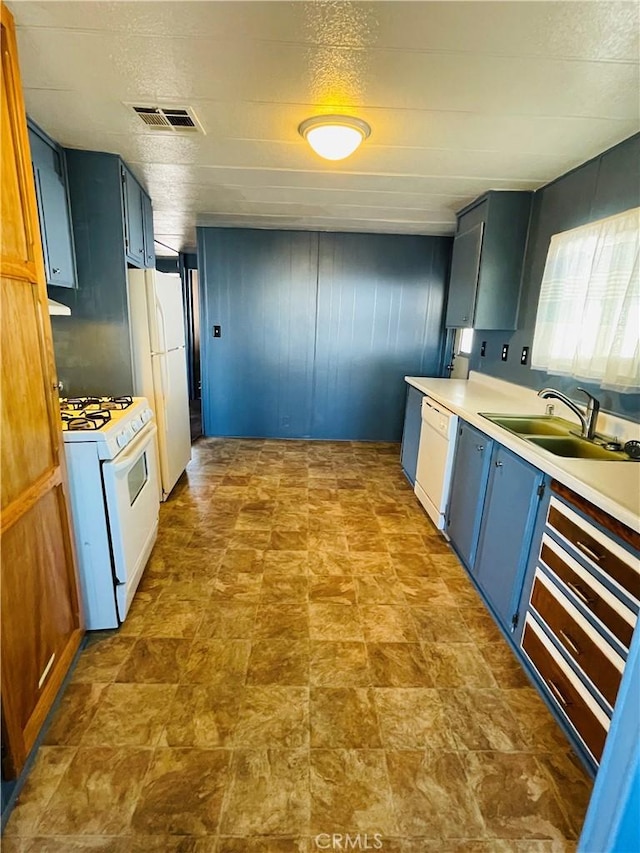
531, 207, 640, 393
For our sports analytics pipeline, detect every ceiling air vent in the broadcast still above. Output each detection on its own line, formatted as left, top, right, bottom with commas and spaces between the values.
129, 105, 204, 133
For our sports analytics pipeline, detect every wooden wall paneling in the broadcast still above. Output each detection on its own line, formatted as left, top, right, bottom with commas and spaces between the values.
198, 228, 318, 438
1, 4, 83, 778
198, 228, 450, 441
311, 233, 449, 441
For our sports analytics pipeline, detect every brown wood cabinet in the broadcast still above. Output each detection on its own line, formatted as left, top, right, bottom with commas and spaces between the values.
1, 4, 83, 778
521, 482, 638, 767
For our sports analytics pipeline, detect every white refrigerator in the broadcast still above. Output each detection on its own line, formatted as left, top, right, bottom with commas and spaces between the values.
128, 269, 191, 500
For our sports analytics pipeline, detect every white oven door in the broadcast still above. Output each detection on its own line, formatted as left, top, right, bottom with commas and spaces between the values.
101, 421, 159, 621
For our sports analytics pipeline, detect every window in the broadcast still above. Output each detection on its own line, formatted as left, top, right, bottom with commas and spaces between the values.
458, 328, 474, 355
531, 207, 640, 393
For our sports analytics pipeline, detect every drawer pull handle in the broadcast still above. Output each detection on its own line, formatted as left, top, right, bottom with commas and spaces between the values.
566, 581, 595, 607
576, 540, 603, 563
547, 679, 572, 708
559, 629, 581, 656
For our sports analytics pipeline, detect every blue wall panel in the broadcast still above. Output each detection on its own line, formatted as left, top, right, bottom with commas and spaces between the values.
198, 228, 318, 438
311, 233, 449, 440
198, 228, 450, 441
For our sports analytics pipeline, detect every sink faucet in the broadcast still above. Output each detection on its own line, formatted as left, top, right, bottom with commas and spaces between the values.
537, 387, 600, 440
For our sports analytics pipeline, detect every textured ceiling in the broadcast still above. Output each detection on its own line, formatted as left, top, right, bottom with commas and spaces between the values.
10, 1, 640, 253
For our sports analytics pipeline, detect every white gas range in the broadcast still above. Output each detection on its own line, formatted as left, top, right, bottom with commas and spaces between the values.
60, 395, 159, 629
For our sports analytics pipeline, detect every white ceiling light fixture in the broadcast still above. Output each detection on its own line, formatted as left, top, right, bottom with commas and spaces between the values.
298, 115, 371, 161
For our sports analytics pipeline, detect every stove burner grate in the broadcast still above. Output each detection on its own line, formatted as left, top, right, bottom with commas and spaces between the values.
62, 410, 112, 431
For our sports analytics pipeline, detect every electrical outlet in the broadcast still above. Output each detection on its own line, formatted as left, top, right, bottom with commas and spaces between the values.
480, 341, 487, 357
213, 325, 221, 338
501, 344, 509, 361
520, 346, 529, 365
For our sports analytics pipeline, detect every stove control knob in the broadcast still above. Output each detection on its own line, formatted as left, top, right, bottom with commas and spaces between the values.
131, 416, 142, 433
116, 431, 128, 448
141, 408, 153, 424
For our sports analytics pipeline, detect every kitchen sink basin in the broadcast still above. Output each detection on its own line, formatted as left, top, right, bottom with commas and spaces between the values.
524, 436, 628, 461
481, 413, 632, 460
482, 414, 575, 436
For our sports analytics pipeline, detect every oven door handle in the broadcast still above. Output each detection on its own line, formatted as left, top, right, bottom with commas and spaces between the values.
111, 422, 157, 473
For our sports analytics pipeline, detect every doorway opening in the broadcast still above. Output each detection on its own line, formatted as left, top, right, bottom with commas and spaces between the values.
182, 264, 202, 441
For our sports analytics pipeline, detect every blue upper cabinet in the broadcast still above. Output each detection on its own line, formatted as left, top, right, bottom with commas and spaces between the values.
28, 120, 77, 289
445, 191, 532, 330
121, 164, 154, 268
142, 190, 155, 268
57, 149, 155, 395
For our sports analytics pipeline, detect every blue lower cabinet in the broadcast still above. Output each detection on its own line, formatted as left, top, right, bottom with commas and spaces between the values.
474, 444, 546, 630
400, 386, 424, 485
446, 421, 493, 570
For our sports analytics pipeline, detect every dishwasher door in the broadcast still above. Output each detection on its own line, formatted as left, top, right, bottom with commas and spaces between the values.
414, 396, 458, 530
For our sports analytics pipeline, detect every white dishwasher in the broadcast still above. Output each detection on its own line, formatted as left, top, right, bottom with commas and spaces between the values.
414, 396, 458, 533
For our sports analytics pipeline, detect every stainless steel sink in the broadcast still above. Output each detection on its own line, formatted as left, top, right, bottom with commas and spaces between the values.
524, 436, 628, 461
481, 413, 632, 461
483, 415, 574, 436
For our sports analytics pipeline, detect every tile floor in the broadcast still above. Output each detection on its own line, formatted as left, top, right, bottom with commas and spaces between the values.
4, 439, 593, 852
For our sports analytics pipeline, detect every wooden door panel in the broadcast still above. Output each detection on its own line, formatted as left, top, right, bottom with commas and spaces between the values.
1, 17, 36, 274
1, 488, 78, 734
1, 4, 83, 778
1, 276, 57, 510
1, 65, 29, 263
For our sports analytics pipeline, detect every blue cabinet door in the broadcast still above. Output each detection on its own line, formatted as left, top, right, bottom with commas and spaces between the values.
400, 385, 424, 485
445, 222, 483, 328
122, 166, 145, 267
446, 421, 493, 569
28, 122, 77, 289
474, 444, 544, 629
35, 163, 77, 288
142, 191, 155, 267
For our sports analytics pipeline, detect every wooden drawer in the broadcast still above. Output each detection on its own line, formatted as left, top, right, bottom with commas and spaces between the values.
522, 616, 608, 763
540, 536, 636, 649
530, 570, 624, 708
547, 498, 640, 603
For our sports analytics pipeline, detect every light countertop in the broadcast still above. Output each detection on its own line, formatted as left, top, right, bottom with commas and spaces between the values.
405, 373, 640, 535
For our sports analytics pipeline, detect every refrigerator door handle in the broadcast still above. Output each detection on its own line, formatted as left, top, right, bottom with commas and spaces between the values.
155, 296, 168, 353
163, 354, 171, 402
155, 353, 170, 406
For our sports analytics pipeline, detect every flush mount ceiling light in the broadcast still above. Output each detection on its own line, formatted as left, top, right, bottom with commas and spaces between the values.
298, 115, 371, 161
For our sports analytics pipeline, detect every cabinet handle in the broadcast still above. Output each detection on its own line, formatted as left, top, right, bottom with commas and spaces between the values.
558, 629, 581, 656
476, 444, 484, 452
566, 581, 594, 607
576, 540, 603, 563
52, 380, 63, 392
547, 679, 572, 708
52, 267, 60, 274
495, 460, 503, 467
